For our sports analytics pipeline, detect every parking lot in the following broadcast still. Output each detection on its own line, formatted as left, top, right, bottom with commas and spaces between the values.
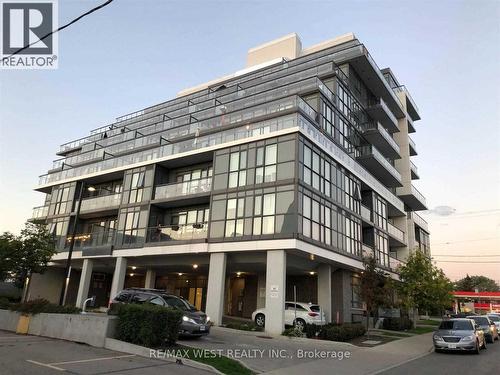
0, 330, 210, 375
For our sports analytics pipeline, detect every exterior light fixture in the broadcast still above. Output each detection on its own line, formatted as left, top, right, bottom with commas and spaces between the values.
129, 273, 134, 277
236, 272, 241, 277
178, 273, 183, 276
87, 186, 96, 192
131, 266, 137, 270
309, 254, 315, 261
192, 264, 198, 269
309, 271, 316, 276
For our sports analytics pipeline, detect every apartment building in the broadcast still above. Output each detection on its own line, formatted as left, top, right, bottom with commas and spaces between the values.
27, 33, 430, 334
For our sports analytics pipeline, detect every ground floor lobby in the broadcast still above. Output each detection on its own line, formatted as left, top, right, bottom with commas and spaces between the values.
27, 249, 367, 334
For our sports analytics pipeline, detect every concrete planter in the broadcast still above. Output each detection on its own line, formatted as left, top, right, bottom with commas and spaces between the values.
0, 309, 116, 347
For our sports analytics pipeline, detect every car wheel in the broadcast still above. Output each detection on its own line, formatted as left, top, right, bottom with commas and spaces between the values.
474, 340, 480, 354
294, 318, 306, 331
434, 347, 442, 354
255, 313, 265, 327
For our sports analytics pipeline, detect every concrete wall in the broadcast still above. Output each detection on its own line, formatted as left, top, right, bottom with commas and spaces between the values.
27, 268, 65, 304
332, 269, 353, 323
0, 309, 117, 348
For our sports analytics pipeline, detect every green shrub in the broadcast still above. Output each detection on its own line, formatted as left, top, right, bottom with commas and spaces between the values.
319, 323, 366, 342
225, 322, 263, 331
382, 317, 413, 331
115, 303, 183, 347
282, 326, 304, 337
304, 323, 322, 338
8, 299, 81, 315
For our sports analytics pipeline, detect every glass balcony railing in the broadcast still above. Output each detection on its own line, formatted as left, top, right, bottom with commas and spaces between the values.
39, 100, 311, 186
362, 244, 374, 258
146, 224, 208, 243
389, 256, 405, 271
79, 193, 121, 212
393, 85, 419, 116
65, 230, 115, 249
409, 211, 428, 231
361, 204, 372, 222
411, 185, 427, 207
154, 177, 212, 200
410, 160, 418, 175
357, 145, 402, 182
360, 121, 400, 153
367, 97, 399, 130
387, 222, 405, 244
32, 205, 49, 219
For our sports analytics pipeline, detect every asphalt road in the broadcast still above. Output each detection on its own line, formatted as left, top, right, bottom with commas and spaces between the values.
381, 338, 500, 375
0, 330, 210, 375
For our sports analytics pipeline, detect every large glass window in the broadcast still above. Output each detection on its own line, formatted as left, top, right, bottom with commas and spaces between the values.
373, 195, 388, 230
228, 151, 247, 188
225, 198, 244, 237
256, 144, 277, 184
128, 171, 145, 203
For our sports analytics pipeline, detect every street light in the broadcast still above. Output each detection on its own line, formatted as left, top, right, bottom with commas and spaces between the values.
59, 182, 95, 305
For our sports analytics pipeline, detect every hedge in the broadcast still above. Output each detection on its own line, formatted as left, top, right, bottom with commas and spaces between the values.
283, 323, 366, 342
7, 299, 81, 315
115, 303, 183, 347
382, 316, 413, 331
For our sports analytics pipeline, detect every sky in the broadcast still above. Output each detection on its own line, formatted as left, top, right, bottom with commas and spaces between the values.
0, 0, 499, 282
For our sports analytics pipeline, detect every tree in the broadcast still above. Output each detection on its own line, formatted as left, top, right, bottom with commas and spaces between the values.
0, 223, 56, 289
359, 256, 393, 330
398, 251, 453, 319
454, 275, 499, 292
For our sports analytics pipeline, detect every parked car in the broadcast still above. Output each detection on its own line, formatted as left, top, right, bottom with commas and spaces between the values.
487, 314, 500, 332
467, 315, 499, 343
109, 288, 210, 337
433, 318, 486, 354
252, 302, 326, 330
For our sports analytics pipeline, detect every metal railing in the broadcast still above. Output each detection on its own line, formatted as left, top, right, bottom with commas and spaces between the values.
387, 222, 405, 244
79, 193, 121, 212
32, 205, 49, 219
411, 185, 427, 206
155, 177, 212, 200
146, 224, 208, 243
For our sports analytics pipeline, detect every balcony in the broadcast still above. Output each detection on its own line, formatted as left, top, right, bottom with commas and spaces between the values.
361, 204, 372, 223
396, 184, 427, 211
410, 160, 419, 180
356, 145, 403, 187
407, 116, 416, 133
409, 211, 429, 232
408, 137, 417, 156
79, 193, 121, 214
387, 222, 406, 246
146, 224, 208, 243
31, 205, 48, 222
365, 97, 399, 133
360, 121, 400, 159
362, 244, 375, 258
389, 256, 405, 271
393, 85, 420, 121
154, 177, 212, 204
65, 230, 115, 256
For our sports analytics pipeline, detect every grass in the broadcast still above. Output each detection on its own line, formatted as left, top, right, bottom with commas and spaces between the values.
179, 346, 255, 375
418, 319, 441, 326
408, 326, 436, 334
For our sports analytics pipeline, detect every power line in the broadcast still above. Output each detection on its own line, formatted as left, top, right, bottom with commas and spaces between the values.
432, 254, 500, 258
431, 237, 500, 245
434, 260, 500, 263
8, 0, 114, 57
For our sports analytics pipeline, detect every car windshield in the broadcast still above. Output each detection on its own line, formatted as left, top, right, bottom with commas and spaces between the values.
488, 315, 500, 322
162, 295, 194, 311
439, 320, 473, 330
468, 316, 489, 325
309, 305, 321, 312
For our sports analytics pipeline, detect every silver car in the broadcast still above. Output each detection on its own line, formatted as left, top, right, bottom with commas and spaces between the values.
487, 314, 500, 332
467, 315, 499, 343
434, 318, 486, 354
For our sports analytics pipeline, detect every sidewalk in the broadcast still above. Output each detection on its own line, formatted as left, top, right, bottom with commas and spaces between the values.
179, 327, 433, 374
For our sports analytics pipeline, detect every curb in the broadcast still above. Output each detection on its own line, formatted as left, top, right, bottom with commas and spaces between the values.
367, 345, 434, 375
104, 338, 222, 374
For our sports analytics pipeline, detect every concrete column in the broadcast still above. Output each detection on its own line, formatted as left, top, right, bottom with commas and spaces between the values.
110, 257, 127, 303
144, 269, 156, 289
265, 250, 286, 335
256, 272, 266, 309
206, 253, 227, 325
317, 263, 332, 323
76, 259, 94, 308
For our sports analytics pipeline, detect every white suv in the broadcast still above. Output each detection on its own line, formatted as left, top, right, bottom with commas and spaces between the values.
252, 302, 327, 330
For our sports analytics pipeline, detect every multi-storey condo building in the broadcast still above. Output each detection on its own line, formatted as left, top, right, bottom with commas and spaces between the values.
28, 33, 430, 334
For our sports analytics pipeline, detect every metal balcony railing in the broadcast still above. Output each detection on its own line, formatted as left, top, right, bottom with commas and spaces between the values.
154, 177, 212, 200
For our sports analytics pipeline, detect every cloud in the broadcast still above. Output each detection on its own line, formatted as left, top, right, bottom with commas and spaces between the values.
427, 205, 457, 216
